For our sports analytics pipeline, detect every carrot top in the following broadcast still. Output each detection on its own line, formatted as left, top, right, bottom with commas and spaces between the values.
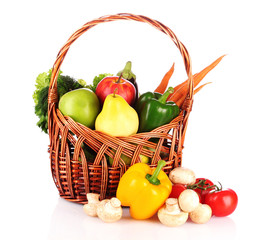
154, 63, 175, 94
168, 55, 225, 103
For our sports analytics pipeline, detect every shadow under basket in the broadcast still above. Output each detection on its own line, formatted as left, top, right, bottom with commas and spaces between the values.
47, 13, 194, 204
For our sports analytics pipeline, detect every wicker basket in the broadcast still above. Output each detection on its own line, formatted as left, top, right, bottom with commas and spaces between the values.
47, 13, 194, 204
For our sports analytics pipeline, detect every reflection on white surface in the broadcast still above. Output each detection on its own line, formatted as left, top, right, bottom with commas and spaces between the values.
49, 198, 237, 240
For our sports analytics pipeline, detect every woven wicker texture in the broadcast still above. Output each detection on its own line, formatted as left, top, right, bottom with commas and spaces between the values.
48, 13, 194, 203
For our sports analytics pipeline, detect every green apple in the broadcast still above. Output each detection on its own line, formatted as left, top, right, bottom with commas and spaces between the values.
58, 88, 100, 128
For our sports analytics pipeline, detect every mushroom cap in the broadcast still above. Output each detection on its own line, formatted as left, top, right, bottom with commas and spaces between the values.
110, 197, 121, 208
83, 203, 98, 217
169, 167, 196, 185
189, 203, 212, 224
97, 198, 123, 223
178, 189, 200, 213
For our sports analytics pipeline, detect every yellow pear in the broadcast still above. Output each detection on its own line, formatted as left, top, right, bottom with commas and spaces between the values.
95, 93, 139, 137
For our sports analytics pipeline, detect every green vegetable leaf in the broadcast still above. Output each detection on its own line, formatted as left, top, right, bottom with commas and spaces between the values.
33, 69, 112, 134
33, 69, 84, 134
86, 73, 113, 92
33, 69, 63, 105
33, 71, 50, 105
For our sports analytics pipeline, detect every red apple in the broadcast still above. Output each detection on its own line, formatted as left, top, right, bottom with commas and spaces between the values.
95, 75, 136, 105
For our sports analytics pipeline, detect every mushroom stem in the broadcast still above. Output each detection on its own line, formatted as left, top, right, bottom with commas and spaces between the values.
87, 193, 100, 203
165, 198, 180, 214
83, 193, 100, 217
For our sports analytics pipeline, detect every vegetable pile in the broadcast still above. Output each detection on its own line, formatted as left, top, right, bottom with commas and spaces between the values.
83, 164, 238, 225
33, 56, 224, 165
33, 55, 224, 135
168, 167, 238, 221
33, 55, 238, 226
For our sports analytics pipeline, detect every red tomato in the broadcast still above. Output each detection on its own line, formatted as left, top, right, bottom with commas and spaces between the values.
205, 188, 238, 217
169, 184, 187, 198
194, 178, 215, 203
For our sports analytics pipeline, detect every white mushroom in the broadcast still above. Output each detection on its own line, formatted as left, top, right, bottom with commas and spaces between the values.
169, 167, 196, 185
189, 203, 212, 224
97, 197, 123, 223
83, 193, 100, 217
178, 189, 200, 213
158, 198, 189, 227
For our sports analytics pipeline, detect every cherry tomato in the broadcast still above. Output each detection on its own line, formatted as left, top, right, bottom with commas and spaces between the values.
205, 188, 238, 217
169, 184, 187, 198
193, 178, 215, 203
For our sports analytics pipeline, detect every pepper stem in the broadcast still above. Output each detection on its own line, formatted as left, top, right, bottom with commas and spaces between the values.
145, 160, 166, 185
158, 87, 174, 104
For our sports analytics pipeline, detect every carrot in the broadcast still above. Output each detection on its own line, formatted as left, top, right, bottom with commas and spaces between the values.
154, 63, 175, 94
169, 82, 188, 105
175, 82, 212, 107
194, 82, 212, 95
168, 55, 225, 102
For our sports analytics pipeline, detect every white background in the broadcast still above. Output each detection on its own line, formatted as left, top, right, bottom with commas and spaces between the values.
1, 0, 260, 239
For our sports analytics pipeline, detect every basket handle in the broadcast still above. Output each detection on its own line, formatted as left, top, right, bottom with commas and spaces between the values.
48, 13, 193, 106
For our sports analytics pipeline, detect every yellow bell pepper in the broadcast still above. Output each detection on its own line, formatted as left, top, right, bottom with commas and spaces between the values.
116, 160, 172, 219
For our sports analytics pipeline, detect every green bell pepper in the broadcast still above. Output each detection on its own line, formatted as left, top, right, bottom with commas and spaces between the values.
136, 87, 180, 132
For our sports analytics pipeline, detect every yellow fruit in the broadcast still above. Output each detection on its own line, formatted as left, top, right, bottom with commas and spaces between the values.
95, 93, 139, 137
139, 154, 149, 164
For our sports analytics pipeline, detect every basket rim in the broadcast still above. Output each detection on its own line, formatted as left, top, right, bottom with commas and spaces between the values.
47, 13, 194, 109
